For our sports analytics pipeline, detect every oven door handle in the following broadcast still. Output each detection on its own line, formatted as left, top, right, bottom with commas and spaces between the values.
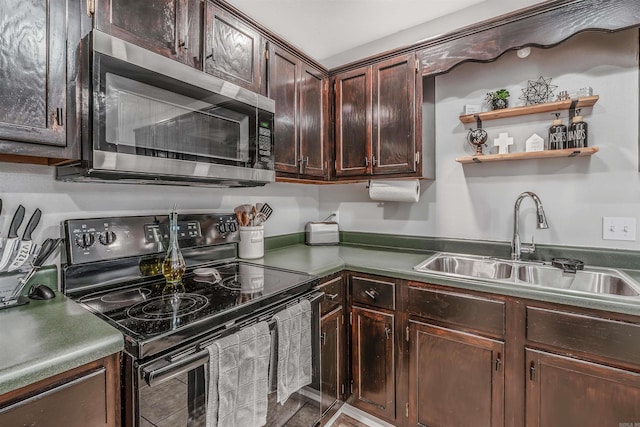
143, 289, 324, 388
143, 350, 210, 387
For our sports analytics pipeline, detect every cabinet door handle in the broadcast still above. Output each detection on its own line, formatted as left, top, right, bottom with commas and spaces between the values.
495, 355, 502, 371
55, 108, 63, 126
178, 34, 189, 50
320, 331, 326, 345
364, 157, 370, 166
364, 289, 377, 300
384, 325, 391, 339
529, 362, 536, 381
206, 49, 214, 60
326, 293, 339, 301
298, 156, 309, 174
371, 156, 377, 166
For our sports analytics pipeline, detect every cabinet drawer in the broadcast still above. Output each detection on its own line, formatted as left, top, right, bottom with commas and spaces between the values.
351, 275, 395, 310
407, 285, 505, 337
318, 276, 344, 316
0, 368, 107, 427
527, 307, 640, 366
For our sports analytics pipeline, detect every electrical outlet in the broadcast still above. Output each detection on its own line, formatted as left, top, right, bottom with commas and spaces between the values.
602, 217, 636, 241
330, 211, 339, 224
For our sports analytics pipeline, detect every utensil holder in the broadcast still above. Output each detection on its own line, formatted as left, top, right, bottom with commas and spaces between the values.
238, 225, 264, 259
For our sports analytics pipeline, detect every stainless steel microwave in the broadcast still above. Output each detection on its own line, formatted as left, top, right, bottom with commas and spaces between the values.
57, 30, 275, 187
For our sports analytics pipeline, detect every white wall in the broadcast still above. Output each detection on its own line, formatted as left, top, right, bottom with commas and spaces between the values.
322, 0, 547, 68
320, 29, 640, 250
0, 163, 320, 243
1, 30, 638, 253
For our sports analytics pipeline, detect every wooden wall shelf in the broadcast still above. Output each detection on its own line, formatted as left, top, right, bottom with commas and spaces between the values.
459, 96, 599, 124
456, 146, 599, 164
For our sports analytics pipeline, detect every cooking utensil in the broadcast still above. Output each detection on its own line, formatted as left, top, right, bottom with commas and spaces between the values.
251, 205, 257, 226
258, 203, 273, 222
9, 238, 63, 301
0, 205, 26, 271
8, 208, 42, 271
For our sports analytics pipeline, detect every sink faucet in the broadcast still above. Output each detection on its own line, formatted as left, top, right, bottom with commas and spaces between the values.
512, 191, 549, 261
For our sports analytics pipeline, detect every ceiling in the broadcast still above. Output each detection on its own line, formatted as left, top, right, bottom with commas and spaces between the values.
225, 0, 487, 63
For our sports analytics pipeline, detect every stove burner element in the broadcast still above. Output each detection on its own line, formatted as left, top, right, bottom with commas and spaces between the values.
220, 274, 265, 294
126, 293, 209, 321
101, 288, 151, 304
220, 275, 242, 290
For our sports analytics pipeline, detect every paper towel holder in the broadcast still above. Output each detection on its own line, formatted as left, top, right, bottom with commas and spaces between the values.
367, 178, 421, 203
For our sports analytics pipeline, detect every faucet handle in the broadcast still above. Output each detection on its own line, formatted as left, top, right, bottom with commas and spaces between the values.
520, 236, 536, 255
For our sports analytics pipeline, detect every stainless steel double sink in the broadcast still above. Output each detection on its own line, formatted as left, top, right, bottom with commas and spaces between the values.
413, 252, 640, 297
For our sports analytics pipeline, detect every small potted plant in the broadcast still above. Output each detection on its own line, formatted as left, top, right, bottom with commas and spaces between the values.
485, 89, 510, 110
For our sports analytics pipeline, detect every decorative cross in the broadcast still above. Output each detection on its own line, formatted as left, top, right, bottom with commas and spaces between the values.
494, 132, 514, 154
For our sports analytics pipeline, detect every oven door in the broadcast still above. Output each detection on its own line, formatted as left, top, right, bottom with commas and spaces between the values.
87, 30, 275, 185
127, 291, 323, 427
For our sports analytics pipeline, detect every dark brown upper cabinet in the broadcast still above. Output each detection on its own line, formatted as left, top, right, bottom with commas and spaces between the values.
205, 2, 265, 93
0, 0, 67, 157
268, 45, 329, 179
334, 52, 421, 179
96, 0, 202, 69
334, 66, 371, 177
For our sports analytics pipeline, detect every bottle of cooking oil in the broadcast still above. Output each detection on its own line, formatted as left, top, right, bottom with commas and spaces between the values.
162, 206, 186, 289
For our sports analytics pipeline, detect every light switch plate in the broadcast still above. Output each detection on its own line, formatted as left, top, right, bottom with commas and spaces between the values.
602, 217, 636, 241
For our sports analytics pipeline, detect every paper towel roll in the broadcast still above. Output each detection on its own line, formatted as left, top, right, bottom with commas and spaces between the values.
368, 179, 420, 202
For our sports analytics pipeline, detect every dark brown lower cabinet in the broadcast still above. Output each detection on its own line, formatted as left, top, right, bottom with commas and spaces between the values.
525, 348, 640, 427
344, 276, 640, 427
321, 306, 345, 414
351, 305, 395, 422
408, 321, 504, 427
0, 354, 120, 427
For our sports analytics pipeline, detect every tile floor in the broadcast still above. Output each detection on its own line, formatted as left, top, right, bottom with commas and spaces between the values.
324, 404, 395, 427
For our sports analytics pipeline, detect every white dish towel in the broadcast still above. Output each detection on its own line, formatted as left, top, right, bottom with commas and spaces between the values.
273, 299, 312, 404
206, 321, 271, 427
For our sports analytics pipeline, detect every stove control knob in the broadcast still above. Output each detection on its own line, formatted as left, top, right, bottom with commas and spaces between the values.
75, 232, 95, 249
98, 231, 117, 246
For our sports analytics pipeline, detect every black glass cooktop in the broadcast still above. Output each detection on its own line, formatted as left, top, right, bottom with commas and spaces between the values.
77, 261, 317, 356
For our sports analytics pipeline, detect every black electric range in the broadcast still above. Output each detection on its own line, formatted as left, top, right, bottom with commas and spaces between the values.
62, 213, 319, 359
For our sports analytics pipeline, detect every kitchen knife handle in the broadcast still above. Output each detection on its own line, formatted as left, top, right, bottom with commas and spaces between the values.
7, 205, 25, 238
22, 208, 42, 240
